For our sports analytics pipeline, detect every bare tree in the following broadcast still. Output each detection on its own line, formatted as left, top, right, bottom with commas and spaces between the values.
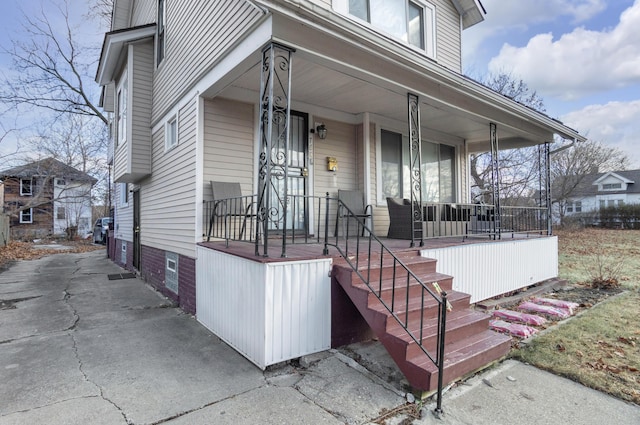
468, 72, 547, 205
0, 0, 107, 125
551, 139, 629, 223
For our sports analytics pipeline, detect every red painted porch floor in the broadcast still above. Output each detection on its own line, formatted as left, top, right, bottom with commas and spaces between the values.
198, 233, 545, 263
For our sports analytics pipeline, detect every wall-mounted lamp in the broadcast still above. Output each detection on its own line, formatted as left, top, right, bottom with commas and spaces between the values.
314, 123, 327, 140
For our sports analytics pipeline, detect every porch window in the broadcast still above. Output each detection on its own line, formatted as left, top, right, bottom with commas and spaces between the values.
380, 129, 456, 203
340, 0, 435, 57
20, 208, 33, 224
20, 178, 32, 196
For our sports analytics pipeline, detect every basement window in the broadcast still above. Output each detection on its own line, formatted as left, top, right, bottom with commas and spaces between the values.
165, 252, 179, 294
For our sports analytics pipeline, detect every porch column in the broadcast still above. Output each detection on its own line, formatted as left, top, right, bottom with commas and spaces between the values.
256, 43, 294, 257
489, 123, 501, 239
543, 142, 552, 235
407, 93, 423, 247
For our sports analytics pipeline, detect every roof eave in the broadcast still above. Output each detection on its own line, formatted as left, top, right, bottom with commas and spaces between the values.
95, 24, 156, 86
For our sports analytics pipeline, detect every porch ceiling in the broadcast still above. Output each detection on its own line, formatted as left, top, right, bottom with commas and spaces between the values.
219, 56, 548, 151
207, 9, 582, 152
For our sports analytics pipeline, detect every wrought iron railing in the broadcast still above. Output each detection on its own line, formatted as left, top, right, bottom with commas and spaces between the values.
331, 199, 448, 414
203, 194, 449, 412
499, 205, 548, 237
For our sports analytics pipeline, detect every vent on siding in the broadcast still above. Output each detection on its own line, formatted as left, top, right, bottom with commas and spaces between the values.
121, 243, 127, 264
165, 252, 179, 294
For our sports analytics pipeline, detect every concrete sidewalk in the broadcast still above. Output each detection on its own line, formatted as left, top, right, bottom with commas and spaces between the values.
0, 250, 638, 424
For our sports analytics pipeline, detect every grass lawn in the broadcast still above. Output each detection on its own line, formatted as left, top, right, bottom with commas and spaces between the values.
510, 228, 640, 405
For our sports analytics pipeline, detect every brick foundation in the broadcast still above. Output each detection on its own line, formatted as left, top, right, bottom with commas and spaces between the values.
140, 244, 196, 315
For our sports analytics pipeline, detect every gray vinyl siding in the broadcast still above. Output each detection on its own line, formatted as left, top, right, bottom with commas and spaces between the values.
112, 0, 133, 30
114, 182, 133, 242
152, 1, 264, 124
314, 118, 357, 199
203, 98, 255, 200
130, 41, 154, 178
131, 0, 156, 26
434, 0, 462, 72
140, 98, 198, 258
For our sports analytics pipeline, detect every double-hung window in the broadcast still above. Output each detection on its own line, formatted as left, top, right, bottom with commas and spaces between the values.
338, 0, 435, 57
20, 178, 33, 196
380, 129, 456, 203
20, 208, 33, 224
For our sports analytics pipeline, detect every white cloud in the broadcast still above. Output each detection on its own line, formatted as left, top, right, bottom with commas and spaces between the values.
487, 1, 640, 100
463, 0, 606, 68
561, 100, 640, 167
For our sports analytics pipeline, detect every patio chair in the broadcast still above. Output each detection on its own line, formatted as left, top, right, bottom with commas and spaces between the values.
206, 181, 254, 242
386, 197, 413, 239
336, 189, 373, 237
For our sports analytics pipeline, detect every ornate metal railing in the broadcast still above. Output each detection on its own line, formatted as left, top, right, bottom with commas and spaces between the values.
499, 206, 548, 237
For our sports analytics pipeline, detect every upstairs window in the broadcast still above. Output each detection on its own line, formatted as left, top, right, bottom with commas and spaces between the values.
20, 178, 33, 196
602, 183, 621, 190
20, 208, 33, 224
157, 0, 166, 65
116, 73, 128, 148
340, 0, 435, 57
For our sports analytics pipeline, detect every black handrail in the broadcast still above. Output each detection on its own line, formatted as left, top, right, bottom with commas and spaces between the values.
329, 197, 448, 413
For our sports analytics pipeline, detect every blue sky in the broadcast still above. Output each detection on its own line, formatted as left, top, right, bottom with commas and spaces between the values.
463, 0, 640, 167
1, 1, 639, 169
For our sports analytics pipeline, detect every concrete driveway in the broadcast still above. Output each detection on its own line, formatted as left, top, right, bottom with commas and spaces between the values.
1, 249, 639, 425
0, 250, 405, 425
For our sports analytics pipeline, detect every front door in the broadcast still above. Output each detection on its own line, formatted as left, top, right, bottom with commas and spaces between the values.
133, 190, 141, 269
269, 111, 309, 233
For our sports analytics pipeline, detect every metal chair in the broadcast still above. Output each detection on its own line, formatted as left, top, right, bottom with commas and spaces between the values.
336, 189, 373, 237
206, 181, 254, 242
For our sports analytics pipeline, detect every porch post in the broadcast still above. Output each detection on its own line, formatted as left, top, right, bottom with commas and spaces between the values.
256, 43, 293, 257
489, 123, 501, 239
407, 93, 423, 247
543, 142, 552, 235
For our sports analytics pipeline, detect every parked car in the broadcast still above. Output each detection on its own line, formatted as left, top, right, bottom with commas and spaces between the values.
93, 217, 112, 244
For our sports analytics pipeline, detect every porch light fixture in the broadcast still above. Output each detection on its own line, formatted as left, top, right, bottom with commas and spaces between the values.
316, 124, 327, 140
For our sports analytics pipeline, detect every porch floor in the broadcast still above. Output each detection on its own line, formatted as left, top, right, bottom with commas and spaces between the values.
198, 233, 546, 263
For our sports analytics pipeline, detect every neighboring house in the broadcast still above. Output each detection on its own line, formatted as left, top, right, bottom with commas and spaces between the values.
560, 170, 640, 217
0, 158, 97, 240
95, 0, 586, 393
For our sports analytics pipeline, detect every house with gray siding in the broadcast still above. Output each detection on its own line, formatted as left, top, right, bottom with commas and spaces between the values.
96, 0, 586, 396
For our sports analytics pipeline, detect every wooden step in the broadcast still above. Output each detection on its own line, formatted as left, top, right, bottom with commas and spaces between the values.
386, 309, 493, 358
404, 330, 512, 390
332, 252, 512, 392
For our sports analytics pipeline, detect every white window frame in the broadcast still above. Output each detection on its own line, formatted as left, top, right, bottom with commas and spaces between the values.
157, 0, 166, 66
20, 208, 33, 223
116, 71, 128, 149
602, 183, 621, 190
20, 178, 33, 196
334, 0, 436, 59
119, 182, 129, 207
165, 114, 178, 151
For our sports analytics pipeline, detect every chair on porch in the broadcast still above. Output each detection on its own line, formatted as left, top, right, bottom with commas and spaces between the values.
206, 181, 254, 242
335, 189, 373, 237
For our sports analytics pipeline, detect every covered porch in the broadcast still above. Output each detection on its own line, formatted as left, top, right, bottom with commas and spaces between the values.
193, 8, 582, 403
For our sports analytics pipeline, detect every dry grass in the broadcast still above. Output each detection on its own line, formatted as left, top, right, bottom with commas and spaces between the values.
0, 240, 104, 269
511, 228, 640, 405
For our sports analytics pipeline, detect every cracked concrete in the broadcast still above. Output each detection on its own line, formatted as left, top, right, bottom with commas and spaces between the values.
2, 250, 638, 425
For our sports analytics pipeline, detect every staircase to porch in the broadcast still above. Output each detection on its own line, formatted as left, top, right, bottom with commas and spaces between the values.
332, 249, 511, 393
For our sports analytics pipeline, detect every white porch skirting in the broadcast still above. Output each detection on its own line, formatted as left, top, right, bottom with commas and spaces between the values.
420, 237, 559, 304
196, 246, 332, 369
